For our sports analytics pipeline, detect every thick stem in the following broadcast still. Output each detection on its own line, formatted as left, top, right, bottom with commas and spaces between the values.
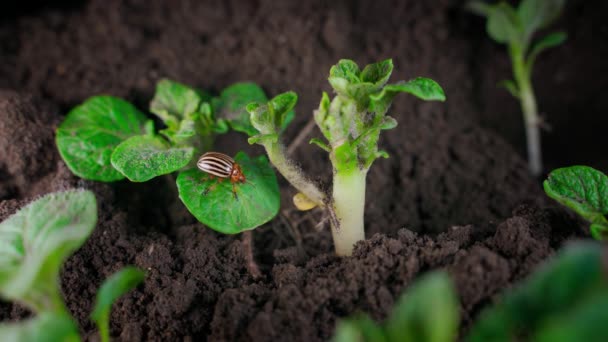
511, 46, 542, 176
264, 142, 326, 206
331, 168, 367, 256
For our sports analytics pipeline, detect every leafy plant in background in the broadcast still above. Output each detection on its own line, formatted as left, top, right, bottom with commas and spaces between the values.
468, 0, 566, 176
56, 80, 282, 233
332, 271, 459, 342
247, 59, 445, 255
0, 190, 145, 342
332, 242, 608, 342
544, 166, 608, 240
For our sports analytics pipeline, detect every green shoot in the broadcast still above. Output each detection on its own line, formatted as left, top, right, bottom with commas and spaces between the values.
332, 271, 459, 342
0, 190, 145, 342
91, 267, 145, 342
543, 166, 608, 240
247, 59, 445, 256
468, 0, 566, 176
56, 79, 281, 234
467, 242, 608, 341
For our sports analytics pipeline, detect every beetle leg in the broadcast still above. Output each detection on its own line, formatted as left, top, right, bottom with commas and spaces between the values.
232, 183, 239, 201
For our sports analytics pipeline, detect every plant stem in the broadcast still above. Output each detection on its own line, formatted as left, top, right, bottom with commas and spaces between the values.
242, 231, 262, 279
264, 142, 326, 207
331, 168, 367, 256
98, 314, 110, 342
511, 45, 542, 176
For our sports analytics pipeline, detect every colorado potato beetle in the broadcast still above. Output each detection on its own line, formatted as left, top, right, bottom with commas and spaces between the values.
197, 152, 246, 198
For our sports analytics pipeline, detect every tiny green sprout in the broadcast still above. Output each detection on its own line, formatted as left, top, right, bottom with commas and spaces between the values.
543, 166, 608, 240
467, 242, 608, 341
0, 190, 145, 342
247, 59, 445, 256
56, 79, 281, 234
468, 0, 567, 176
332, 271, 459, 342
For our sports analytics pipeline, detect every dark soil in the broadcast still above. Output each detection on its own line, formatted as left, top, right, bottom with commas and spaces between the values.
0, 0, 603, 341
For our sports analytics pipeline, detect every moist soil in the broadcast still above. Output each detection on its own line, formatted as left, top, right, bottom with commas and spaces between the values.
0, 0, 604, 341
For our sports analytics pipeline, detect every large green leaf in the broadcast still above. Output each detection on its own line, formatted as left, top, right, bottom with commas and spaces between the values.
0, 190, 97, 313
213, 82, 273, 136
56, 96, 149, 182
0, 313, 80, 342
91, 267, 145, 342
386, 272, 459, 342
369, 78, 446, 115
518, 0, 566, 41
467, 242, 606, 341
111, 135, 194, 182
544, 166, 608, 239
486, 2, 522, 45
176, 152, 280, 233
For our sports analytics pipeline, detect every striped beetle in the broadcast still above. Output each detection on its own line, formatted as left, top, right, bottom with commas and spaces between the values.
197, 152, 246, 197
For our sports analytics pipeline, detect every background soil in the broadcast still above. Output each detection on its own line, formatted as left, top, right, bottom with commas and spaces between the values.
0, 0, 603, 341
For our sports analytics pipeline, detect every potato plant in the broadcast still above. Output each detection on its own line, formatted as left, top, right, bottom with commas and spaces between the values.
469, 0, 566, 176
0, 190, 144, 342
56, 80, 283, 233
247, 59, 445, 255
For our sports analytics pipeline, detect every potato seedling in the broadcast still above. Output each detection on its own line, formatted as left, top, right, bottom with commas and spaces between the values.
469, 0, 566, 176
332, 271, 459, 342
247, 59, 445, 255
544, 165, 608, 240
0, 190, 145, 342
333, 242, 608, 342
56, 80, 282, 233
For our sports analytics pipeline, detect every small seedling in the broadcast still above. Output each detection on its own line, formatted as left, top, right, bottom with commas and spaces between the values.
247, 59, 445, 255
56, 80, 282, 233
332, 271, 459, 342
543, 165, 608, 240
468, 0, 566, 176
0, 190, 145, 342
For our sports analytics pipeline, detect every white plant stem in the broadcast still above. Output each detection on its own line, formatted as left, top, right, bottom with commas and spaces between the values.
331, 168, 367, 256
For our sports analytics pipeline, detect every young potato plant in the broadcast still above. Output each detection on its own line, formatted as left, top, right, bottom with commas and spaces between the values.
469, 0, 566, 176
0, 190, 145, 342
333, 242, 608, 342
332, 271, 459, 342
544, 166, 608, 240
247, 59, 445, 255
56, 80, 284, 233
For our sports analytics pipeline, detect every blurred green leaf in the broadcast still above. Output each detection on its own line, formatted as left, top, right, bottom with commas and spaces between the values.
518, 0, 566, 41
111, 135, 194, 182
150, 79, 204, 121
0, 313, 80, 342
527, 31, 567, 70
176, 152, 280, 233
369, 78, 446, 114
56, 96, 148, 182
487, 2, 522, 44
0, 190, 97, 313
214, 82, 269, 136
333, 315, 387, 342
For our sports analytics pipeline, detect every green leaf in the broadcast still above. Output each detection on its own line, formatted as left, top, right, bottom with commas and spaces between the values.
150, 79, 203, 121
0, 190, 97, 313
309, 138, 331, 152
369, 78, 446, 114
247, 133, 279, 145
360, 59, 393, 87
329, 59, 361, 83
466, 242, 607, 341
0, 313, 80, 342
379, 116, 398, 130
467, 1, 493, 17
486, 2, 522, 45
386, 271, 459, 342
543, 166, 608, 239
110, 135, 194, 182
532, 293, 608, 342
176, 152, 280, 233
332, 315, 387, 342
247, 92, 298, 137
56, 96, 148, 182
518, 0, 566, 41
91, 267, 145, 342
498, 79, 520, 98
526, 31, 567, 70
214, 82, 270, 136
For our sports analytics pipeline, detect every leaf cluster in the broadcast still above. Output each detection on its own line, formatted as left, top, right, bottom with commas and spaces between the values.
544, 166, 608, 240
334, 242, 608, 342
0, 190, 145, 342
56, 80, 281, 233
469, 0, 566, 97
